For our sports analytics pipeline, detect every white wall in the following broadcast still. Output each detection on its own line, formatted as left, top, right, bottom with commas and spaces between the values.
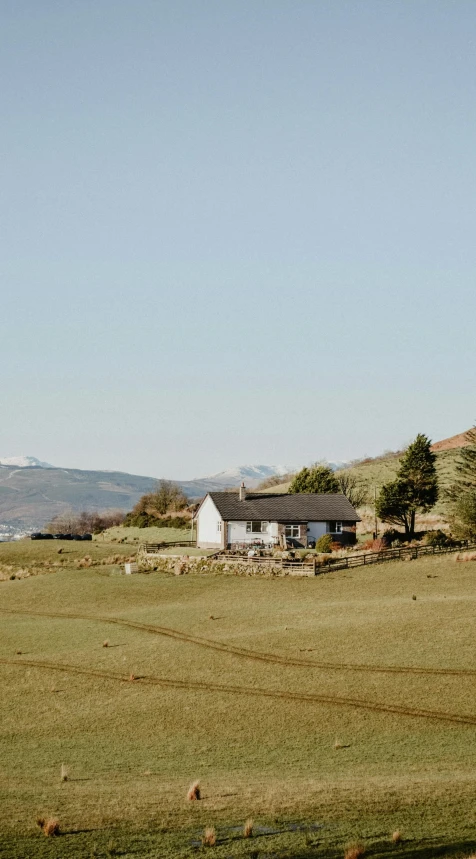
196, 496, 223, 547
307, 521, 327, 541
228, 521, 279, 544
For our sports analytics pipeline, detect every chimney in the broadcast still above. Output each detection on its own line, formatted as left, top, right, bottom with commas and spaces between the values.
239, 481, 247, 501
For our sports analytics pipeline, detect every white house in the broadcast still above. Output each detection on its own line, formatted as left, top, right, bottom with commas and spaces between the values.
195, 484, 360, 550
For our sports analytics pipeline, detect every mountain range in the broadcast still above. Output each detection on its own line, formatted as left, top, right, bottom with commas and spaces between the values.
0, 460, 297, 530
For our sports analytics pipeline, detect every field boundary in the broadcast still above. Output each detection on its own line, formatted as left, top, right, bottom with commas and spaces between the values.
215, 539, 476, 574
140, 540, 196, 550
317, 539, 476, 573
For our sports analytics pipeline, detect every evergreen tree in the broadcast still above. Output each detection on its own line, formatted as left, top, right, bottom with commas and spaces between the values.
375, 434, 438, 538
447, 426, 476, 498
449, 491, 476, 539
447, 425, 476, 537
289, 464, 339, 494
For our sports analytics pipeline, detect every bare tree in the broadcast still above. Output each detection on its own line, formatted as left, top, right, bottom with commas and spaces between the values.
336, 473, 368, 509
46, 509, 125, 534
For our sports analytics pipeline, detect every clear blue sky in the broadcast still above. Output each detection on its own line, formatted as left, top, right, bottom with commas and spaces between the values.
1, 1, 475, 478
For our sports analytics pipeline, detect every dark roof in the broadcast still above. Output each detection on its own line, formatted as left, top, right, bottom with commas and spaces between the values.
207, 493, 361, 523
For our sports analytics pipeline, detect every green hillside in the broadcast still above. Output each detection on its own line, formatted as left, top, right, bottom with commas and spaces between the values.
260, 448, 460, 523
0, 547, 475, 857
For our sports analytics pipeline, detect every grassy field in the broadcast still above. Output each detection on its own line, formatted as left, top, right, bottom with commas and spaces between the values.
0, 542, 475, 858
96, 525, 196, 545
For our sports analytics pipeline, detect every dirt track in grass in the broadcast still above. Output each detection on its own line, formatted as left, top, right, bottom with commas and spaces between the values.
1, 605, 475, 678
1, 655, 476, 726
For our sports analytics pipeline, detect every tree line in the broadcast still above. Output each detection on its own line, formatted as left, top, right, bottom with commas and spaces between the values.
46, 509, 125, 535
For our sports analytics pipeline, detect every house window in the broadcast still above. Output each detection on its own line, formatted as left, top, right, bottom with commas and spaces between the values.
285, 524, 300, 538
327, 521, 343, 534
217, 521, 222, 532
246, 521, 269, 533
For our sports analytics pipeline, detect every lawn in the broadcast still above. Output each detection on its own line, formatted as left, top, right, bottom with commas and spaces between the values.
0, 545, 475, 858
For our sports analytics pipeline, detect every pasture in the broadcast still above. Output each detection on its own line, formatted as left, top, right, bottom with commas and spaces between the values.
97, 525, 196, 546
0, 542, 475, 858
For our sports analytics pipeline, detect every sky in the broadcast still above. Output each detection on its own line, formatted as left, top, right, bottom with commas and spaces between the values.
1, 1, 475, 479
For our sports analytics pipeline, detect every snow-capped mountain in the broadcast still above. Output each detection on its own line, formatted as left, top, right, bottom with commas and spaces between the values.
200, 465, 297, 488
200, 461, 350, 488
0, 456, 54, 468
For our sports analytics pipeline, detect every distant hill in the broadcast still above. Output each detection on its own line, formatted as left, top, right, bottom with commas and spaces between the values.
0, 462, 297, 530
0, 466, 158, 530
431, 429, 472, 452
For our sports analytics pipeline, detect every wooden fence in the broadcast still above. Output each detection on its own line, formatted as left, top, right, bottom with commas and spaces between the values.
219, 539, 476, 575
139, 539, 476, 574
140, 540, 196, 553
315, 539, 476, 573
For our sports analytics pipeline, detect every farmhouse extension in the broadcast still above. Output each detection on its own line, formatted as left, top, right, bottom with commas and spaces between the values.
195, 484, 360, 550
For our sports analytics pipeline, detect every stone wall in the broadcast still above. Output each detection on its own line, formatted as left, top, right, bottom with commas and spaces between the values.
137, 554, 314, 577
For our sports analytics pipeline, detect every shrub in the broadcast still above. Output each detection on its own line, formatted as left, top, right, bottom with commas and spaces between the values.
371, 538, 386, 551
315, 534, 333, 553
202, 826, 216, 847
243, 818, 253, 838
37, 817, 60, 837
424, 529, 452, 548
344, 842, 365, 859
382, 528, 404, 545
187, 780, 201, 801
122, 512, 190, 529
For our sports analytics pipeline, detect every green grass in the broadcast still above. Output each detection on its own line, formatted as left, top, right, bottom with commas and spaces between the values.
97, 524, 196, 545
0, 539, 140, 584
0, 547, 475, 858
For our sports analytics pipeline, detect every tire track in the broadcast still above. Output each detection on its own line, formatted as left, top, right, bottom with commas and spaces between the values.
1, 656, 475, 727
1, 606, 474, 679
